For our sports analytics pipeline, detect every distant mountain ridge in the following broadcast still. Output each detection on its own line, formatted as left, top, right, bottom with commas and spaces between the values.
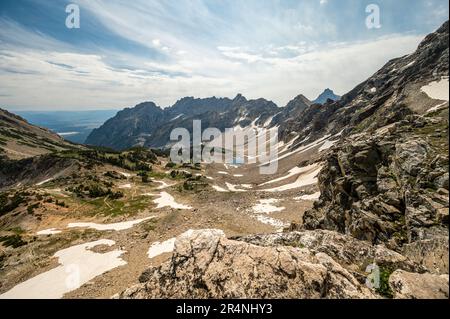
85, 94, 281, 150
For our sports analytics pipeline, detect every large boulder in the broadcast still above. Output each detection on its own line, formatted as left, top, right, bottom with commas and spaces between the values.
389, 270, 449, 299
117, 229, 376, 299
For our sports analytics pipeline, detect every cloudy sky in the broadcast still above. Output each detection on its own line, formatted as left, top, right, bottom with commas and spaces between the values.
0, 0, 448, 110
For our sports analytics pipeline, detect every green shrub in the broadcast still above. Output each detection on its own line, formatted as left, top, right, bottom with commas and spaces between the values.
0, 235, 27, 248
376, 266, 395, 299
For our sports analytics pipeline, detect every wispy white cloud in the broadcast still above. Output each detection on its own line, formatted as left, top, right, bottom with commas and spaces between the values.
0, 0, 447, 110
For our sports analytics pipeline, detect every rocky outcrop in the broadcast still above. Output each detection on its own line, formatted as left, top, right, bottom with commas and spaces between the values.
389, 270, 449, 299
296, 21, 449, 255
233, 230, 423, 276
301, 115, 449, 255
304, 117, 449, 250
118, 229, 377, 299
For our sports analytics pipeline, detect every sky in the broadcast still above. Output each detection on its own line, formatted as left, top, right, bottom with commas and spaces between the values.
0, 0, 448, 110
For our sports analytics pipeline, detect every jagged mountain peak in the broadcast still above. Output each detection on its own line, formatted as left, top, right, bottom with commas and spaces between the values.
313, 88, 341, 104
232, 93, 248, 104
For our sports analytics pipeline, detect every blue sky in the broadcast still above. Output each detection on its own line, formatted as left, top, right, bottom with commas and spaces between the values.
0, 0, 448, 110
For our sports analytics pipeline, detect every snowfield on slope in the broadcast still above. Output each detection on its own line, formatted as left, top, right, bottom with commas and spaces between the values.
153, 192, 192, 210
148, 238, 176, 259
0, 240, 126, 299
252, 199, 285, 214
421, 77, 449, 101
67, 217, 155, 231
260, 164, 322, 192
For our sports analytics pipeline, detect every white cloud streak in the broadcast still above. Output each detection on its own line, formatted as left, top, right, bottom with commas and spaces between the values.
0, 1, 429, 110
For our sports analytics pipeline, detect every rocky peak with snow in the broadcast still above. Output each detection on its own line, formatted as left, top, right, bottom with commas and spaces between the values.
313, 88, 341, 104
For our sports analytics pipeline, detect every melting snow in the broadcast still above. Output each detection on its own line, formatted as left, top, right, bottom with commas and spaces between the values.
0, 240, 126, 299
154, 180, 171, 190
212, 185, 229, 192
255, 215, 288, 232
260, 164, 318, 186
318, 139, 337, 152
426, 101, 448, 114
148, 238, 176, 259
36, 178, 53, 186
67, 217, 155, 231
153, 192, 192, 210
171, 114, 184, 121
421, 77, 449, 101
252, 199, 285, 214
118, 184, 132, 189
37, 228, 62, 235
279, 135, 300, 154
218, 171, 229, 175
261, 164, 322, 192
403, 60, 416, 69
294, 192, 321, 201
259, 134, 331, 167
225, 182, 247, 192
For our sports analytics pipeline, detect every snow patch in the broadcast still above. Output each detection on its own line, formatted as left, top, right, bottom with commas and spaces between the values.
255, 215, 288, 232
252, 199, 285, 214
225, 182, 247, 192
0, 240, 126, 299
421, 77, 449, 101
119, 172, 132, 178
261, 164, 322, 192
212, 185, 229, 192
153, 192, 192, 210
171, 114, 184, 121
260, 164, 318, 186
148, 238, 176, 259
426, 101, 448, 114
294, 192, 321, 201
37, 228, 62, 235
67, 217, 155, 231
36, 178, 53, 186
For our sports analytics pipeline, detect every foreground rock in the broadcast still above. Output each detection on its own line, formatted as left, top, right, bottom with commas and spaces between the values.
234, 230, 423, 276
389, 270, 449, 299
117, 229, 376, 299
